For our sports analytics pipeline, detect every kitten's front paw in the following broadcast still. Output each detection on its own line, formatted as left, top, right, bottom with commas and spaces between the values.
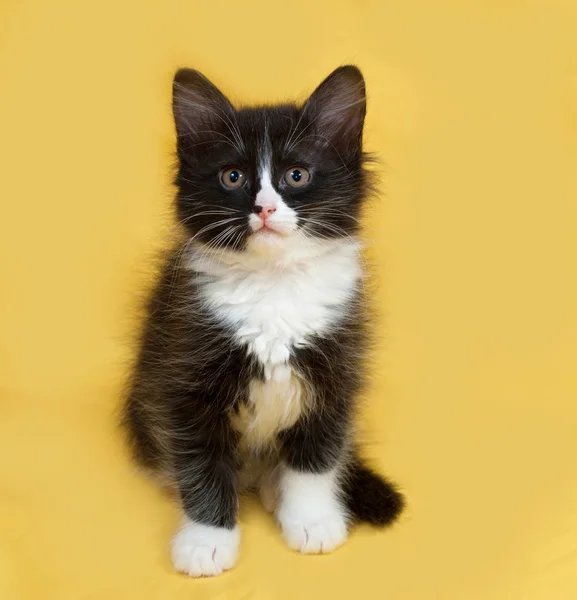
171, 520, 239, 577
278, 511, 348, 554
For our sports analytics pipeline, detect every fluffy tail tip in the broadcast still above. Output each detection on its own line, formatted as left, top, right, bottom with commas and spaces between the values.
344, 460, 406, 526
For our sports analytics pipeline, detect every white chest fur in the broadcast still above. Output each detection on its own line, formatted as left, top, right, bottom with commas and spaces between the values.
190, 240, 362, 448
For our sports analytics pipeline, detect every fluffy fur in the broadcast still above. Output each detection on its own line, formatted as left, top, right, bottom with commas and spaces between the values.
124, 65, 404, 577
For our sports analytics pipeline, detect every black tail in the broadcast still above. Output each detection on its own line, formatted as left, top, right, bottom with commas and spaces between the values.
343, 455, 405, 526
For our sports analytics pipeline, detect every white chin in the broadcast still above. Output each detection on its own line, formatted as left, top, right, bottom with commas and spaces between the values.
247, 229, 289, 254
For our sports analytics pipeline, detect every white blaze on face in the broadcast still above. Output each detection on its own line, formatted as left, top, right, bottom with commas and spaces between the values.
248, 157, 298, 254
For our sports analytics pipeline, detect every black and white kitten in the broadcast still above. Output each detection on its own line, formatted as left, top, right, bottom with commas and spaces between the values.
124, 65, 404, 577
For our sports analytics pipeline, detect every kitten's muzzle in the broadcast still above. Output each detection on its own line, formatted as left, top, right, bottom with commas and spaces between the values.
253, 204, 277, 222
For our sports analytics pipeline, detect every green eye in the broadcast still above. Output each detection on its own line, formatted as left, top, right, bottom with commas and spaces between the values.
220, 168, 246, 189
284, 166, 311, 188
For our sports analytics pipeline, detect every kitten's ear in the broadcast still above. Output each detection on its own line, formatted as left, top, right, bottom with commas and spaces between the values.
302, 65, 366, 152
172, 68, 235, 138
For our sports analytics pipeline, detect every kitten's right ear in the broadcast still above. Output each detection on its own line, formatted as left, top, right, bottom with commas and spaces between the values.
172, 68, 235, 138
302, 65, 366, 153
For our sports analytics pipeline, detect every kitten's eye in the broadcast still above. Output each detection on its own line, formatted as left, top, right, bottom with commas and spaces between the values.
284, 166, 311, 188
220, 168, 246, 189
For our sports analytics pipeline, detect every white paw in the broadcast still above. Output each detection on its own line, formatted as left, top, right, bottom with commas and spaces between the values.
171, 520, 239, 577
276, 467, 349, 554
278, 511, 348, 554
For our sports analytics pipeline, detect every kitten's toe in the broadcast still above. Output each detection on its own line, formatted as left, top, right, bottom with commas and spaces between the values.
278, 512, 348, 554
171, 520, 239, 577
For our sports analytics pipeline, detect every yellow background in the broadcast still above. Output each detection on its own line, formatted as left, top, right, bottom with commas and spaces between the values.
1, 1, 577, 598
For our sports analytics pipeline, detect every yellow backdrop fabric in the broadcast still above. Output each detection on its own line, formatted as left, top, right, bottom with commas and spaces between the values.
1, 1, 577, 598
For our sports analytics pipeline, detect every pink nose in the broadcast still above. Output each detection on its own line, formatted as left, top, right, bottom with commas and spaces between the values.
254, 205, 276, 221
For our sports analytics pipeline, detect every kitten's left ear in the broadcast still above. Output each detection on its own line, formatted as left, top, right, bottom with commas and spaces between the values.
302, 65, 366, 153
172, 68, 235, 139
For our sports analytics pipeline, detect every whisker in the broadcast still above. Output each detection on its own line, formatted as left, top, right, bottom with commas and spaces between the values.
186, 217, 245, 242
297, 205, 359, 223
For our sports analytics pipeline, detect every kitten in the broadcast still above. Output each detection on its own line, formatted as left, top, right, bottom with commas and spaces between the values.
124, 65, 404, 577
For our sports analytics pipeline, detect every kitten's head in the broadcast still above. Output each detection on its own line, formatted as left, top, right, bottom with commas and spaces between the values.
172, 66, 371, 260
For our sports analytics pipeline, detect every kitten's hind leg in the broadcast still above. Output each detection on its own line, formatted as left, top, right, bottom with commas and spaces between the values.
238, 457, 280, 513
258, 467, 280, 513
